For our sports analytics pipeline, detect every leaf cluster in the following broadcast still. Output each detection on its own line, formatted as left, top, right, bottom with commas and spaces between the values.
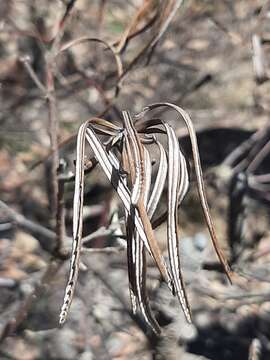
60, 102, 232, 334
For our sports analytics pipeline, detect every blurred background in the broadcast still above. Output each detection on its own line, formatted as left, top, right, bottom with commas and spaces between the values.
0, 1, 269, 359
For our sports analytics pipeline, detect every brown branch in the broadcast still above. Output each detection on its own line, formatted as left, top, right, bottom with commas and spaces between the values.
58, 0, 78, 31
54, 161, 67, 258
45, 57, 59, 217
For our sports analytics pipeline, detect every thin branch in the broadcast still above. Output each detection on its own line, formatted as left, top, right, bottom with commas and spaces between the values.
223, 126, 269, 169
46, 56, 59, 218
20, 56, 47, 94
118, 0, 184, 81
0, 200, 57, 242
0, 200, 115, 256
247, 139, 270, 173
81, 246, 125, 254
54, 161, 67, 258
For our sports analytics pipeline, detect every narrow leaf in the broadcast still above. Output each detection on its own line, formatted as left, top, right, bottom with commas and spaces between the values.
122, 110, 174, 291
147, 141, 168, 219
138, 103, 232, 283
165, 123, 192, 323
133, 145, 161, 334
59, 119, 91, 324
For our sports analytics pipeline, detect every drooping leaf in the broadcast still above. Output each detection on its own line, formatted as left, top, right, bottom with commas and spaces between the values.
122, 111, 174, 291
137, 102, 232, 283
147, 141, 168, 218
165, 123, 191, 323
134, 146, 161, 334
59, 120, 90, 324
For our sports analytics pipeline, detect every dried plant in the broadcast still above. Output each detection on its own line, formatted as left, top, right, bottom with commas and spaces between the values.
1, 0, 195, 341
59, 102, 232, 334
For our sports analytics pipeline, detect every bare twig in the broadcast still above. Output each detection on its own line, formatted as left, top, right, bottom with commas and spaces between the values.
45, 55, 59, 218
247, 139, 270, 173
0, 200, 57, 242
223, 126, 269, 170
81, 246, 125, 254
118, 0, 184, 81
54, 160, 67, 258
20, 56, 47, 94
